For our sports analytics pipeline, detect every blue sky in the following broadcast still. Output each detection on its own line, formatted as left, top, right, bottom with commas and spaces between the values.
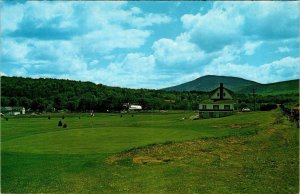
1, 1, 299, 89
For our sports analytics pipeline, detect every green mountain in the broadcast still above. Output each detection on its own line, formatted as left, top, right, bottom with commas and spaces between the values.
163, 75, 259, 92
163, 75, 299, 95
236, 80, 299, 95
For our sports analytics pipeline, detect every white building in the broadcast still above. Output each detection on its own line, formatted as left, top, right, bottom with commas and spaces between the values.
199, 83, 235, 118
129, 105, 142, 111
1, 107, 26, 115
123, 103, 142, 112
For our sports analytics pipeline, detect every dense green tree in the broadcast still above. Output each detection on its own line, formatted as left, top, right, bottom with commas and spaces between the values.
9, 97, 18, 107
1, 97, 10, 106
19, 97, 32, 109
31, 98, 46, 111
45, 103, 54, 112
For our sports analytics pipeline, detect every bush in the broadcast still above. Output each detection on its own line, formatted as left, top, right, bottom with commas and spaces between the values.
5, 118, 8, 121
260, 103, 277, 111
274, 114, 284, 124
63, 123, 67, 128
48, 116, 51, 119
239, 102, 248, 109
58, 120, 63, 127
62, 115, 65, 119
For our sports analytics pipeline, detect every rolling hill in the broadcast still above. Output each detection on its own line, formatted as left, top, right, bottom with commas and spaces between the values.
163, 75, 299, 95
163, 75, 259, 92
236, 79, 299, 95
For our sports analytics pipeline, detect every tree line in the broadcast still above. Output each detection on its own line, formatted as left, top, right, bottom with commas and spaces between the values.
1, 76, 298, 112
1, 76, 207, 112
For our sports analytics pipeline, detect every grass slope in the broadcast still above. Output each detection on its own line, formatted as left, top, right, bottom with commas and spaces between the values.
110, 112, 298, 193
163, 75, 259, 92
236, 79, 299, 95
2, 110, 299, 193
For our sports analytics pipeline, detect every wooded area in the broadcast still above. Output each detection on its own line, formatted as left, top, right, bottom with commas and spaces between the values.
1, 76, 298, 112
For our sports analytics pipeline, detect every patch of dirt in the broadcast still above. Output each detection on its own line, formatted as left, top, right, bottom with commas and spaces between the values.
95, 123, 106, 126
214, 152, 232, 161
229, 124, 242, 129
226, 137, 241, 144
107, 138, 242, 166
132, 156, 171, 165
226, 122, 259, 129
266, 128, 277, 135
107, 123, 273, 166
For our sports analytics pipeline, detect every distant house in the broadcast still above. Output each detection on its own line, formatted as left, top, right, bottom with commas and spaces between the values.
129, 105, 142, 111
199, 83, 235, 118
1, 107, 25, 115
123, 103, 142, 112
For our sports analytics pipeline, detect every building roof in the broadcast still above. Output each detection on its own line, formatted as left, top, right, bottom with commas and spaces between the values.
209, 86, 235, 97
200, 99, 235, 104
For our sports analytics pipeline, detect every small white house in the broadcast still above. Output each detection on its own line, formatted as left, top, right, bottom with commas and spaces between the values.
129, 105, 142, 110
1, 107, 25, 115
123, 103, 142, 112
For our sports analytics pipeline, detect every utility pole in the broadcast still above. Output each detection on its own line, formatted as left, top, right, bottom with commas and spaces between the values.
252, 88, 256, 111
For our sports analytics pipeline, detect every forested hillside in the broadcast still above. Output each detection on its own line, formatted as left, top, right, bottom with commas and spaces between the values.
1, 76, 207, 112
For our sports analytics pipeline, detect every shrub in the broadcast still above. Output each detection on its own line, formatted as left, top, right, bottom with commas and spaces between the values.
239, 102, 248, 109
48, 116, 51, 119
62, 115, 65, 119
5, 118, 8, 121
260, 103, 277, 111
63, 123, 67, 128
274, 114, 284, 124
58, 120, 63, 127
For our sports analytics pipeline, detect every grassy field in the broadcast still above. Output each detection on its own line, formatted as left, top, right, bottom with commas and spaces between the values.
1, 110, 299, 193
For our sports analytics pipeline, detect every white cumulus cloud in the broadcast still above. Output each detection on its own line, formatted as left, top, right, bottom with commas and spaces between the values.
243, 41, 263, 56
181, 8, 244, 52
277, 47, 291, 53
203, 56, 300, 83
153, 33, 205, 66
86, 53, 157, 88
180, 1, 298, 52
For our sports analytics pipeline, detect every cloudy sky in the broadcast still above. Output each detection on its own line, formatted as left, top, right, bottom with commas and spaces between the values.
1, 1, 299, 89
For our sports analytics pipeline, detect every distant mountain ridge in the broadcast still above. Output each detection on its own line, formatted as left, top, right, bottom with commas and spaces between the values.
163, 75, 258, 92
163, 75, 299, 95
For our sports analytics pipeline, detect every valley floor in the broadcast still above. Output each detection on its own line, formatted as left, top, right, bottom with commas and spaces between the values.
1, 110, 299, 193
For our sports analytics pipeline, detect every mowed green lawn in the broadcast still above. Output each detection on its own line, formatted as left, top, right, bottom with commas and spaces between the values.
1, 111, 299, 193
